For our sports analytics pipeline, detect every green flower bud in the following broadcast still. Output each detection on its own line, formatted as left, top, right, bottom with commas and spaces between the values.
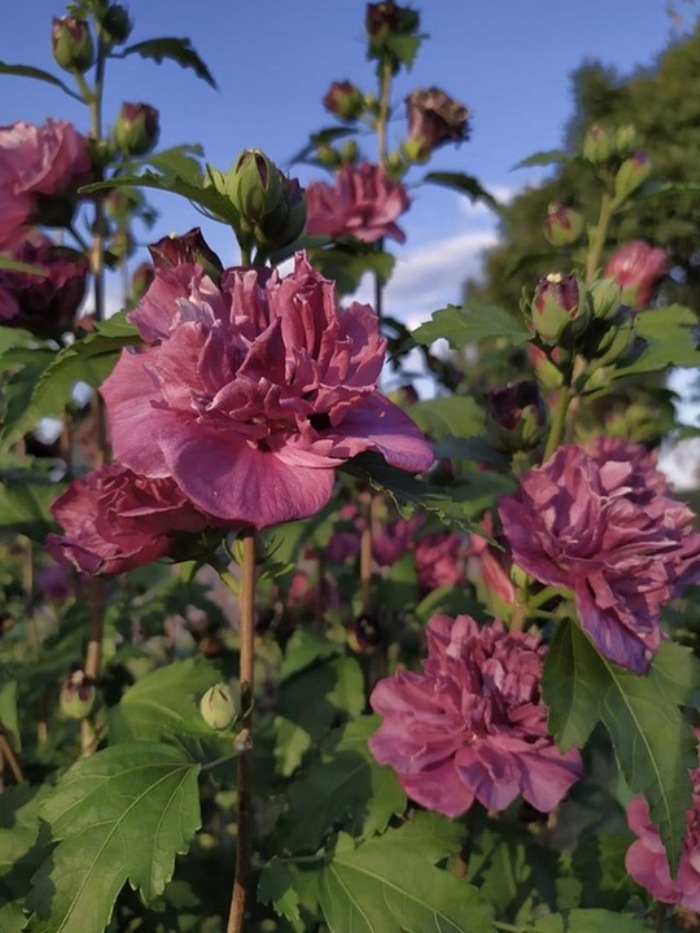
542, 202, 584, 247
323, 81, 365, 120
114, 103, 160, 157
316, 143, 341, 168
614, 124, 639, 159
339, 139, 359, 164
60, 670, 96, 720
531, 274, 582, 345
98, 4, 133, 49
588, 276, 622, 321
52, 17, 94, 74
227, 149, 284, 223
200, 683, 236, 731
582, 124, 614, 164
614, 152, 652, 201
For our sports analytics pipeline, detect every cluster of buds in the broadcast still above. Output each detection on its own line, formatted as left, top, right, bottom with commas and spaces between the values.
582, 123, 653, 203
51, 5, 132, 74
226, 149, 306, 255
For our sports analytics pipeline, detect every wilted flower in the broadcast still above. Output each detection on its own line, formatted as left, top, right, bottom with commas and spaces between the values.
369, 614, 582, 817
499, 442, 700, 672
414, 532, 464, 592
0, 234, 89, 336
305, 162, 410, 243
323, 80, 365, 120
0, 119, 92, 248
404, 87, 470, 161
626, 733, 700, 911
47, 465, 227, 576
604, 240, 667, 309
114, 102, 160, 156
101, 253, 433, 529
366, 1, 419, 38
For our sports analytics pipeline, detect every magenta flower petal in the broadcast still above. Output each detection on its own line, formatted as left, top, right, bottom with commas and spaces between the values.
158, 424, 336, 527
102, 252, 432, 529
499, 442, 700, 672
369, 615, 582, 818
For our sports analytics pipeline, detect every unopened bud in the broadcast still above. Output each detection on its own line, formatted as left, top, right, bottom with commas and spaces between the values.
60, 670, 96, 719
531, 274, 581, 345
339, 139, 359, 164
323, 81, 365, 120
615, 124, 639, 159
542, 203, 584, 247
200, 683, 236, 731
614, 152, 652, 201
316, 143, 341, 168
347, 613, 382, 653
52, 16, 94, 73
582, 124, 614, 164
114, 102, 160, 157
98, 4, 133, 48
227, 149, 283, 224
485, 381, 548, 454
588, 276, 622, 322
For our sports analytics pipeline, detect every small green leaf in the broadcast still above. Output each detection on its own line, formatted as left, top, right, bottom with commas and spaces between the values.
412, 302, 531, 348
423, 171, 501, 212
512, 149, 570, 170
28, 744, 201, 932
108, 659, 223, 743
0, 254, 47, 276
0, 62, 81, 101
118, 38, 217, 88
274, 716, 406, 853
258, 859, 300, 923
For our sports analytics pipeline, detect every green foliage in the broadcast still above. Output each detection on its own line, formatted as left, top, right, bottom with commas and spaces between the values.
613, 304, 700, 376
423, 171, 502, 213
412, 302, 532, 349
0, 61, 81, 101
117, 38, 217, 88
534, 909, 647, 932
543, 619, 698, 873
28, 744, 201, 932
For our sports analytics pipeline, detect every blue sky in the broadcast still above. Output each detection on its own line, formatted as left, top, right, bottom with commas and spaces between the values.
0, 0, 691, 325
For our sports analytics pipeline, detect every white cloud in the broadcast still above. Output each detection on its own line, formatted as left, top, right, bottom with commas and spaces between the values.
354, 229, 498, 326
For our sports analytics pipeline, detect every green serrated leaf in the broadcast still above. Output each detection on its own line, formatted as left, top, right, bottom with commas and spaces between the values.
118, 38, 217, 88
423, 171, 501, 212
512, 149, 570, 170
543, 619, 696, 874
534, 908, 647, 932
318, 827, 493, 933
0, 62, 81, 101
28, 744, 201, 932
108, 659, 222, 743
275, 716, 406, 854
280, 629, 340, 681
412, 302, 531, 349
258, 859, 301, 923
614, 304, 700, 376
409, 395, 483, 440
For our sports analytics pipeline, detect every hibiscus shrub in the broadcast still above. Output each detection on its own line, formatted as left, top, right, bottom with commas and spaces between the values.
0, 3, 699, 933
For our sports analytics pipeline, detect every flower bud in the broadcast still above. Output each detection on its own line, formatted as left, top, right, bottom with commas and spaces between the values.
200, 683, 236, 730
131, 261, 154, 301
255, 176, 306, 251
98, 4, 133, 49
227, 149, 284, 225
323, 81, 365, 120
114, 103, 160, 157
527, 344, 563, 390
604, 240, 668, 309
614, 124, 639, 159
366, 1, 420, 38
485, 381, 548, 454
148, 227, 224, 281
531, 274, 581, 345
542, 202, 584, 247
108, 228, 135, 261
60, 670, 96, 719
316, 143, 341, 168
52, 17, 94, 73
582, 124, 614, 164
339, 139, 359, 164
347, 613, 382, 653
588, 276, 622, 321
614, 152, 652, 200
